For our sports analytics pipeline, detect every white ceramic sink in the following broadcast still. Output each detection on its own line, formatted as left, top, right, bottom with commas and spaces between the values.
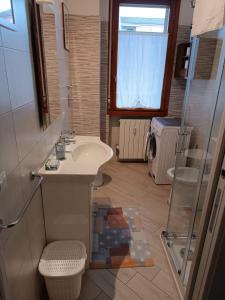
72, 142, 111, 165
39, 136, 113, 176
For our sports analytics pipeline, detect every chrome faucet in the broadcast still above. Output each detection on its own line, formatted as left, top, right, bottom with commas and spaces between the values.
60, 130, 76, 144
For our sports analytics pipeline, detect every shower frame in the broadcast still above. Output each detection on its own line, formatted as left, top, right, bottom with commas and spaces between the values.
161, 27, 225, 299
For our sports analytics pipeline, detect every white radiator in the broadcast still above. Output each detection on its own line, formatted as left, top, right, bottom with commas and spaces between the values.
119, 119, 150, 160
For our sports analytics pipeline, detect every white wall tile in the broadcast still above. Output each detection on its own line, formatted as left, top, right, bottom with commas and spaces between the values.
25, 188, 46, 300
26, 189, 46, 268
20, 150, 43, 203
56, 27, 69, 61
1, 0, 30, 51
44, 114, 63, 153
0, 112, 19, 174
2, 218, 29, 292
0, 28, 2, 46
9, 248, 36, 300
0, 1, 70, 299
13, 102, 42, 161
62, 107, 71, 131
4, 48, 36, 109
0, 166, 23, 241
58, 58, 70, 89
31, 137, 49, 169
0, 48, 11, 116
19, 118, 60, 202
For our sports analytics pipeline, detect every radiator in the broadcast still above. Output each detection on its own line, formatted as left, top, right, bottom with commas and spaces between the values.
119, 119, 150, 160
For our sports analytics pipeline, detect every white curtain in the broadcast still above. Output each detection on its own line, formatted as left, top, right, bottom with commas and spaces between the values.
116, 32, 168, 109
192, 0, 225, 36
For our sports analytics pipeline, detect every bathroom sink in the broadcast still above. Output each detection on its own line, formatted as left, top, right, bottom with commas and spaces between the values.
72, 142, 111, 166
39, 136, 113, 176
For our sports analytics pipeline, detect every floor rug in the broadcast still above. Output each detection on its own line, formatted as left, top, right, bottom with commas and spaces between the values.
91, 206, 154, 269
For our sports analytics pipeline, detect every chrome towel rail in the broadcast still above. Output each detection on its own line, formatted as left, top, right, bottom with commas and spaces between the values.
0, 172, 43, 232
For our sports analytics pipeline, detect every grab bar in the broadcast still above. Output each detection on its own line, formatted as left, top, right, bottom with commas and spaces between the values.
0, 172, 43, 232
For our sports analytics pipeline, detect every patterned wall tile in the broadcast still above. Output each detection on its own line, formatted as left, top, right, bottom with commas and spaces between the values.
100, 21, 110, 143
168, 25, 191, 117
69, 15, 101, 136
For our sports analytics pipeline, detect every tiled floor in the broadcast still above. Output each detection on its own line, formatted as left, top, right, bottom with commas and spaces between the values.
80, 161, 179, 300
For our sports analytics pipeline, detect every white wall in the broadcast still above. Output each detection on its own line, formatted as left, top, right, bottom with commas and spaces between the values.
179, 0, 194, 25
0, 0, 70, 299
66, 0, 100, 15
100, 0, 109, 21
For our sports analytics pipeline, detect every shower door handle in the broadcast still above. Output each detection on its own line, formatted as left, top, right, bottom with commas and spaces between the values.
209, 188, 222, 233
209, 169, 225, 233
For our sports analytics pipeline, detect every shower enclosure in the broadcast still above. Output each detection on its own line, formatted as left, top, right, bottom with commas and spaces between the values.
162, 26, 225, 294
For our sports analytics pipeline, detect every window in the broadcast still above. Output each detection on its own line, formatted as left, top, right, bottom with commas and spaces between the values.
108, 0, 181, 116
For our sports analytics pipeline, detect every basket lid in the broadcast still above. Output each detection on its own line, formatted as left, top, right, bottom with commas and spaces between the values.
39, 241, 87, 277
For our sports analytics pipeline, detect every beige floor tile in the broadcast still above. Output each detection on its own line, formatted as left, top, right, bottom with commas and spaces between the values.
152, 270, 180, 300
150, 246, 170, 273
95, 292, 112, 300
80, 275, 101, 300
109, 268, 137, 284
85, 161, 179, 300
88, 269, 141, 300
127, 273, 174, 300
135, 265, 160, 281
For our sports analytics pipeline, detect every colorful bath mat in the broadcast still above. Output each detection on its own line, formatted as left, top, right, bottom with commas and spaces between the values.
91, 206, 154, 269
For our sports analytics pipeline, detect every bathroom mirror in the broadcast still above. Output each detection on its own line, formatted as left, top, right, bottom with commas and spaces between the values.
0, 0, 16, 30
31, 1, 61, 128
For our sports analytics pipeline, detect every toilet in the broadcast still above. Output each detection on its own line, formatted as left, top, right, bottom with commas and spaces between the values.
167, 167, 200, 207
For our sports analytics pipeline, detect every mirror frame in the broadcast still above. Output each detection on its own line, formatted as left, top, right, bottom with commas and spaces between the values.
30, 0, 50, 128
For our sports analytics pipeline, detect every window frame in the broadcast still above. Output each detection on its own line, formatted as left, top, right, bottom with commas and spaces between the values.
108, 0, 181, 117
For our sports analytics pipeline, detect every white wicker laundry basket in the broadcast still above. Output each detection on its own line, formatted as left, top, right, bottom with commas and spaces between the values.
39, 240, 87, 300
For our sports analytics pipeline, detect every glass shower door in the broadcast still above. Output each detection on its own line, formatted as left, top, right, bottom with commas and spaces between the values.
165, 27, 225, 287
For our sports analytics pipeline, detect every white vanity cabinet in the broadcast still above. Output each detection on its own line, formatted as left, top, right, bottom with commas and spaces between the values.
41, 174, 95, 266
39, 136, 113, 267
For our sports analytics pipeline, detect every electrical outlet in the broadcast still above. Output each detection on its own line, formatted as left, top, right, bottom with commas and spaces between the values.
0, 171, 7, 193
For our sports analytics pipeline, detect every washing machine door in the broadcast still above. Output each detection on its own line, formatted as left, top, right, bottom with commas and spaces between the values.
148, 133, 157, 161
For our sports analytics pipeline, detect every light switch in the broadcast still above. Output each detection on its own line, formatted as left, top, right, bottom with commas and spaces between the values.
0, 171, 7, 193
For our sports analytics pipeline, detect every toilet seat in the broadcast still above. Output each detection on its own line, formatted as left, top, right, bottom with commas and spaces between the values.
167, 167, 209, 186
167, 167, 199, 185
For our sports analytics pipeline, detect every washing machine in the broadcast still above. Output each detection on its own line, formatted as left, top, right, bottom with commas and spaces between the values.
147, 117, 181, 185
